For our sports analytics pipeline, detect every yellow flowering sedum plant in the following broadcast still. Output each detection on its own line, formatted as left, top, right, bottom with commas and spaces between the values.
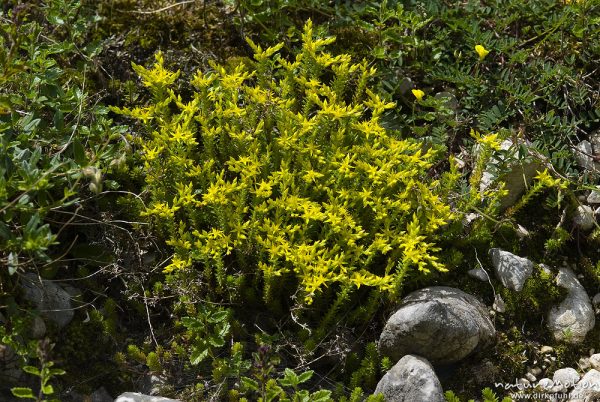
113, 21, 455, 305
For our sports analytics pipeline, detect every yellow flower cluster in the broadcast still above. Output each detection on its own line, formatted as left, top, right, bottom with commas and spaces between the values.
114, 20, 456, 304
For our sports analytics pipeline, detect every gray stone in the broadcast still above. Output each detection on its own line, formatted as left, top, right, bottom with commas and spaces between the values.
587, 187, 600, 204
525, 372, 537, 382
373, 355, 445, 402
30, 316, 46, 339
541, 346, 554, 354
548, 268, 595, 343
115, 393, 180, 402
61, 284, 82, 299
462, 213, 480, 227
434, 92, 459, 111
580, 357, 592, 371
575, 140, 596, 171
590, 354, 600, 371
590, 129, 600, 155
493, 294, 506, 313
515, 224, 530, 239
90, 387, 113, 402
0, 344, 22, 385
142, 374, 168, 396
553, 368, 580, 391
538, 378, 554, 391
489, 248, 533, 292
574, 205, 596, 231
531, 367, 543, 377
594, 293, 600, 313
517, 378, 530, 389
378, 286, 495, 365
21, 273, 73, 328
478, 139, 544, 210
568, 369, 600, 402
467, 268, 489, 282
398, 77, 414, 95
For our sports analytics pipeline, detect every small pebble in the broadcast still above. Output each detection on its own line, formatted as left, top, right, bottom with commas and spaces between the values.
573, 205, 596, 231
593, 293, 600, 313
467, 268, 489, 282
516, 224, 530, 239
493, 294, 506, 313
525, 372, 537, 382
537, 378, 554, 391
589, 354, 600, 371
579, 357, 591, 371
587, 187, 600, 204
540, 346, 554, 354
531, 367, 543, 376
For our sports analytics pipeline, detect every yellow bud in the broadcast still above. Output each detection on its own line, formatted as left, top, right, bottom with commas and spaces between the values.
411, 89, 425, 101
475, 45, 490, 61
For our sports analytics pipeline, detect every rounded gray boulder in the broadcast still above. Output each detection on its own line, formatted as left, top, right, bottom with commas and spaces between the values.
378, 286, 496, 365
374, 355, 445, 402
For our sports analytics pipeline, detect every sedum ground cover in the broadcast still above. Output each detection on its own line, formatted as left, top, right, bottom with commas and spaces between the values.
0, 0, 599, 400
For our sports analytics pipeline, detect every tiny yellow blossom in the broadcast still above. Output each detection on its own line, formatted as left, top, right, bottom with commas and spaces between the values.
255, 181, 273, 198
479, 133, 502, 150
411, 89, 425, 101
475, 45, 490, 61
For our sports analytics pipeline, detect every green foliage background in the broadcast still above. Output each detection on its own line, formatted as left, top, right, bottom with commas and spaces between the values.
1, 0, 599, 400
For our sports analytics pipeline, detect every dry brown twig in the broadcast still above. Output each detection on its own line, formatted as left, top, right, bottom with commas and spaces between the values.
126, 0, 197, 15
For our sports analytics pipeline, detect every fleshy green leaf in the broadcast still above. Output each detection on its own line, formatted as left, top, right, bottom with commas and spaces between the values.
11, 387, 36, 399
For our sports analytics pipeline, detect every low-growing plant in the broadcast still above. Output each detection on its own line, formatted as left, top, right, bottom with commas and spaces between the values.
0, 0, 129, 396
11, 340, 65, 402
445, 387, 513, 402
0, 0, 125, 279
114, 20, 457, 309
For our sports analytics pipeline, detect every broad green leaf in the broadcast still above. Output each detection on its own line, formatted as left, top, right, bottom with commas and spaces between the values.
189, 347, 209, 365
310, 390, 333, 402
240, 376, 259, 391
208, 310, 229, 323
279, 368, 298, 387
208, 335, 225, 348
297, 370, 313, 384
72, 140, 86, 165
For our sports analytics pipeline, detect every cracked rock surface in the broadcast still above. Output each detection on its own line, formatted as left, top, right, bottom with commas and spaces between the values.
374, 355, 445, 402
548, 267, 595, 344
378, 286, 495, 365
